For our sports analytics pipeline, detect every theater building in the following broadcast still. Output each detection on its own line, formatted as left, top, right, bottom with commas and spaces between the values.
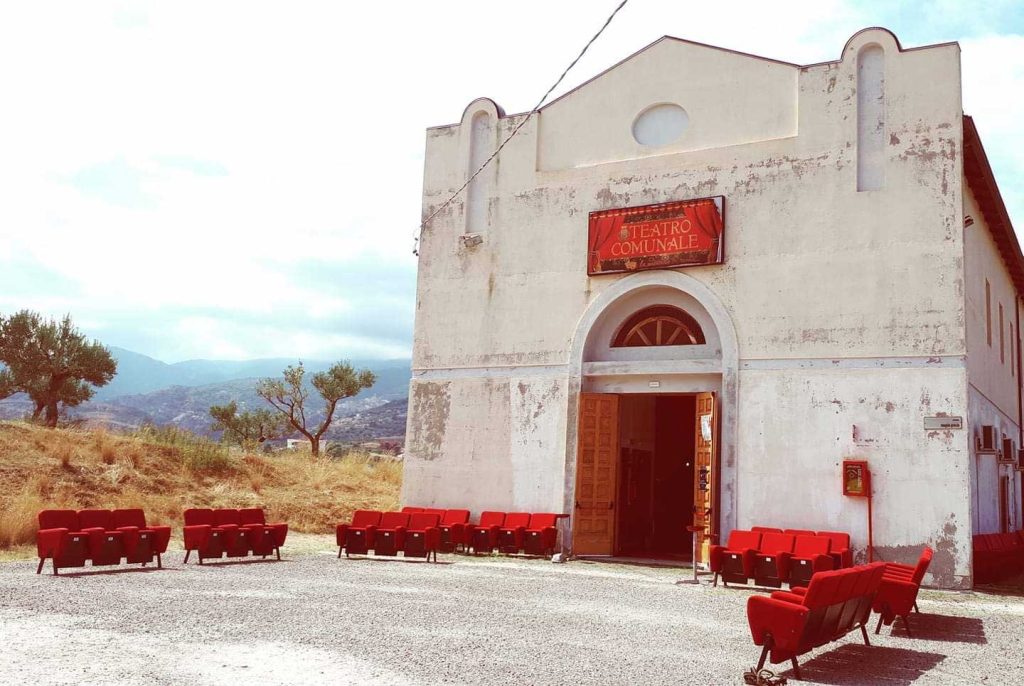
403, 28, 1024, 588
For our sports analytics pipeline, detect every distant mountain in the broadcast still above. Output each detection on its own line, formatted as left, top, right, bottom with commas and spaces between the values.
93, 347, 411, 401
0, 347, 412, 441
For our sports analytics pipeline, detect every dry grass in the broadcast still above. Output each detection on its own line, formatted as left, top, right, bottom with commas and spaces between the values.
0, 421, 402, 554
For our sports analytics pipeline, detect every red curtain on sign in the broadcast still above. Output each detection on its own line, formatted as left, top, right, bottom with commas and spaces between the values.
588, 212, 625, 272
685, 201, 724, 260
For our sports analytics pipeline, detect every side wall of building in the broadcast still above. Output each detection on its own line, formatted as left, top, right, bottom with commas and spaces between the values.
963, 182, 1024, 534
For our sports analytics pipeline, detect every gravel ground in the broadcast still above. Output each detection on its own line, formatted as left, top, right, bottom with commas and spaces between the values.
1, 537, 1023, 685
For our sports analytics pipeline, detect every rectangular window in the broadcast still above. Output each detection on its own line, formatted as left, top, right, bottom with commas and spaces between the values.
986, 280, 992, 346
1000, 304, 1005, 363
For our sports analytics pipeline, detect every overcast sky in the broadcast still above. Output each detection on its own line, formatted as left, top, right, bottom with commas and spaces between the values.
1, 1, 1021, 362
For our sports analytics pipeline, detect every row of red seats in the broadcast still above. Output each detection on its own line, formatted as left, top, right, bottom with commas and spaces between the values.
746, 547, 933, 679
336, 510, 451, 561
182, 508, 288, 564
36, 509, 171, 575
336, 508, 562, 560
710, 529, 851, 588
973, 531, 1024, 584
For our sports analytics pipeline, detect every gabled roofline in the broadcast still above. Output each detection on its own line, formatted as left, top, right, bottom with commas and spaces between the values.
964, 115, 1024, 295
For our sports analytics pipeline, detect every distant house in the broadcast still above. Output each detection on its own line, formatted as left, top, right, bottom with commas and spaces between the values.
286, 438, 313, 451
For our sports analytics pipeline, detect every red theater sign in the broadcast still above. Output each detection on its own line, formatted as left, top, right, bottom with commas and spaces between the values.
587, 196, 725, 275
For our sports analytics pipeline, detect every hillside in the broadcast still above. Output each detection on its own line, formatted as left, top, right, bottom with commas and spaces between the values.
0, 421, 402, 554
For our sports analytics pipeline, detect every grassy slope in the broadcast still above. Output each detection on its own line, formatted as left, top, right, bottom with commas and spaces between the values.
0, 421, 401, 559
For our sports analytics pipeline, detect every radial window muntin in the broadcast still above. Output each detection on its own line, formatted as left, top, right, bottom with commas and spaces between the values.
612, 305, 706, 348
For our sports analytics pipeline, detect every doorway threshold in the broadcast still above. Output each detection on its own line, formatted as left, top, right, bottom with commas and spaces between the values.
575, 555, 693, 569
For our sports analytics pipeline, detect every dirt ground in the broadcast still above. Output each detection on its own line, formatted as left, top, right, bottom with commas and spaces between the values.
1, 536, 1022, 685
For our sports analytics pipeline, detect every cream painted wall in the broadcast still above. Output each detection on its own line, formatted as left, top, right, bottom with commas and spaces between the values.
405, 29, 991, 587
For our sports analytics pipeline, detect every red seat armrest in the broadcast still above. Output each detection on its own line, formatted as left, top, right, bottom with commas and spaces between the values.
36, 527, 69, 558
770, 591, 806, 605
747, 596, 809, 654
184, 524, 211, 549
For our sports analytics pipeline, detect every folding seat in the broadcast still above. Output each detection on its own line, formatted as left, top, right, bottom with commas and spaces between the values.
710, 530, 761, 587
468, 511, 506, 554
400, 506, 423, 514
372, 511, 410, 556
112, 509, 171, 568
239, 508, 288, 560
437, 509, 470, 553
522, 513, 559, 556
183, 508, 227, 563
752, 532, 796, 588
752, 526, 783, 533
36, 509, 90, 575
403, 513, 441, 561
817, 530, 853, 568
423, 507, 446, 517
783, 529, 815, 538
338, 510, 382, 557
213, 508, 252, 557
786, 535, 834, 587
496, 512, 532, 554
77, 509, 125, 568
874, 547, 933, 635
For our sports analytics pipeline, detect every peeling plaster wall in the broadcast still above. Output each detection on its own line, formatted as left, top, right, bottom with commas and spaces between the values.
409, 31, 976, 585
739, 367, 971, 588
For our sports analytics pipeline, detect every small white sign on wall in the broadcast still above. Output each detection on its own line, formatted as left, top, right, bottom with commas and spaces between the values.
924, 416, 963, 430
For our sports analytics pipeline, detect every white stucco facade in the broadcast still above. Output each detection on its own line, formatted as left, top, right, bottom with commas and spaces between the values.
404, 29, 1023, 589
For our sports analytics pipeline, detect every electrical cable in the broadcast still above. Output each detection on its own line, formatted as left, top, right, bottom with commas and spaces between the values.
413, 0, 631, 255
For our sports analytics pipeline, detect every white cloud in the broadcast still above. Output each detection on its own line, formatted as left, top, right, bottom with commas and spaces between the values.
0, 1, 1021, 360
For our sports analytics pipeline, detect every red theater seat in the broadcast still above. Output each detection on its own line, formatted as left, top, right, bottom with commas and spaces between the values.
400, 506, 423, 514
469, 511, 506, 554
523, 513, 559, 556
874, 547, 933, 636
752, 533, 796, 588
710, 530, 761, 587
403, 513, 441, 561
373, 512, 411, 556
787, 535, 834, 587
112, 508, 171, 567
36, 508, 167, 575
752, 526, 783, 534
784, 529, 816, 538
437, 509, 470, 553
496, 512, 531, 554
340, 509, 383, 557
747, 563, 886, 679
817, 531, 853, 569
183, 507, 287, 564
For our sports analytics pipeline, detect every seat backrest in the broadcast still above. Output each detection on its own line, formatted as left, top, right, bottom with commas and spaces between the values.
727, 530, 761, 550
379, 511, 410, 529
794, 535, 831, 557
214, 508, 241, 526
239, 508, 266, 526
911, 547, 933, 584
184, 508, 215, 526
408, 513, 440, 530
78, 509, 114, 530
528, 513, 558, 529
38, 509, 79, 531
400, 506, 423, 513
478, 511, 506, 527
352, 510, 382, 527
441, 509, 470, 525
758, 532, 795, 554
816, 531, 851, 550
751, 526, 782, 533
112, 508, 147, 528
785, 528, 815, 537
504, 512, 531, 529
801, 568, 844, 609
423, 507, 446, 516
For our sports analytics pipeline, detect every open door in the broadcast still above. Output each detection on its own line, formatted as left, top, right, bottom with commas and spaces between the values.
693, 392, 717, 564
573, 393, 619, 555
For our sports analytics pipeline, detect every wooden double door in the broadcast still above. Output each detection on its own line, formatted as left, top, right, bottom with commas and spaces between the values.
572, 391, 718, 562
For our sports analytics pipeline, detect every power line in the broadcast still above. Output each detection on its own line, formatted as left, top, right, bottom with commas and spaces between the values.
413, 0, 631, 255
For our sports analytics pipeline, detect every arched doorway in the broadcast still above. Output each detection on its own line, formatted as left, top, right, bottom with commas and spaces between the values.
564, 272, 738, 565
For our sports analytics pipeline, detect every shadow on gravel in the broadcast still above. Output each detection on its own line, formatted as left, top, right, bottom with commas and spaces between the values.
191, 559, 290, 567
57, 566, 176, 578
888, 613, 986, 644
781, 644, 946, 685
340, 557, 453, 566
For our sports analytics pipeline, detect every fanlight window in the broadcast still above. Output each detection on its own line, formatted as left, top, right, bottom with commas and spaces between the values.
612, 305, 705, 348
